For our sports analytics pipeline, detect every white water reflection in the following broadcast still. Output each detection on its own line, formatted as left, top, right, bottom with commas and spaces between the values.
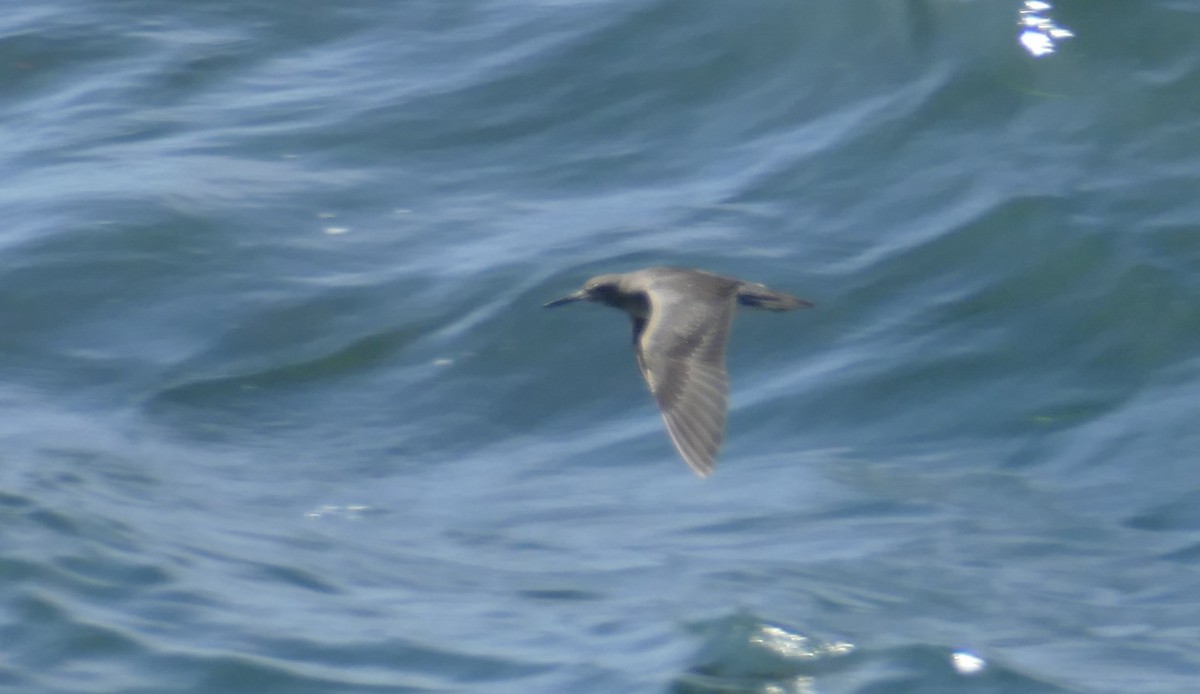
1019, 0, 1075, 57
951, 649, 988, 675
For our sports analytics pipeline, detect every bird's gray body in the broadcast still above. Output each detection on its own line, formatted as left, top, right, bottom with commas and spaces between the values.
545, 267, 811, 476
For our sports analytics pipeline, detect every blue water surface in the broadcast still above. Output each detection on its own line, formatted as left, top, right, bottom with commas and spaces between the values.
2, 1, 1199, 692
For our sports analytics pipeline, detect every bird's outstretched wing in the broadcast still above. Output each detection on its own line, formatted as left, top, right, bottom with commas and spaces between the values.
634, 279, 737, 476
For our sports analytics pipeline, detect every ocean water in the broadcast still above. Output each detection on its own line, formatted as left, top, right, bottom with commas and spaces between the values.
2, 1, 1199, 692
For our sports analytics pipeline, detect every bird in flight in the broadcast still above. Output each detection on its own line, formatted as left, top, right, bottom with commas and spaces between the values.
545, 267, 811, 476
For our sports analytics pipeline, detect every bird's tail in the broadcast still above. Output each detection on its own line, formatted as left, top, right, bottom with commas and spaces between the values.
736, 283, 814, 311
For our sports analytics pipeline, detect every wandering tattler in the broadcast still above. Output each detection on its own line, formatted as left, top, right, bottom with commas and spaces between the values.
545, 267, 811, 476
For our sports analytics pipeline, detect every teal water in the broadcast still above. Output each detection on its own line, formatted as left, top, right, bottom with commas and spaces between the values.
3, 1, 1199, 692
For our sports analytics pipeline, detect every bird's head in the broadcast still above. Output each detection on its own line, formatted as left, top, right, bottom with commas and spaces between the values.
544, 275, 623, 308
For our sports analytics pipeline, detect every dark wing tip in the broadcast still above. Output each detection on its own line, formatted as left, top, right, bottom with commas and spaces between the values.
652, 367, 727, 477
660, 407, 721, 477
684, 452, 717, 478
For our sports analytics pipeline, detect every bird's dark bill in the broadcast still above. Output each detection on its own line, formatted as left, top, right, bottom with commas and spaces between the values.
544, 291, 586, 308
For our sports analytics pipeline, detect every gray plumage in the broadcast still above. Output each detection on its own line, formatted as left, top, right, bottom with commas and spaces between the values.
545, 267, 811, 476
